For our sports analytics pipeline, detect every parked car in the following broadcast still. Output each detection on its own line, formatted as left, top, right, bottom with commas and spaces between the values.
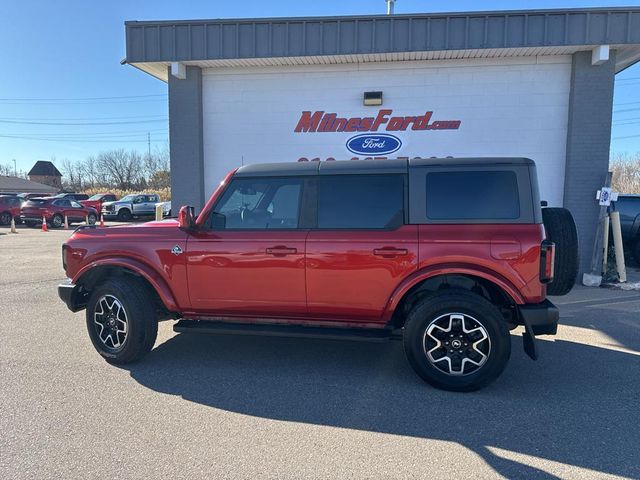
21, 197, 98, 228
101, 193, 161, 221
611, 194, 640, 263
80, 193, 118, 212
0, 195, 22, 225
58, 158, 578, 392
52, 192, 90, 201
155, 200, 172, 217
19, 192, 53, 200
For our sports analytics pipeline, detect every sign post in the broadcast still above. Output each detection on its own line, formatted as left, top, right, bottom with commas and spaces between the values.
582, 172, 613, 287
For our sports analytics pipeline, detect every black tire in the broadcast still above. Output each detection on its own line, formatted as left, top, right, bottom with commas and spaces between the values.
403, 290, 511, 392
85, 277, 158, 364
117, 209, 132, 222
51, 214, 64, 229
633, 238, 640, 266
542, 207, 579, 296
87, 213, 97, 225
0, 211, 11, 226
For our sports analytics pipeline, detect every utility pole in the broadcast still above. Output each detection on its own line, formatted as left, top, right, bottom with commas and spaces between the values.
12, 159, 17, 177
147, 132, 151, 158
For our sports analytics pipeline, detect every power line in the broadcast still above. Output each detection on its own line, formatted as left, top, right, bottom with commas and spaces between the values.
0, 114, 167, 121
612, 133, 640, 140
0, 129, 167, 138
0, 94, 167, 101
0, 134, 168, 143
0, 119, 167, 126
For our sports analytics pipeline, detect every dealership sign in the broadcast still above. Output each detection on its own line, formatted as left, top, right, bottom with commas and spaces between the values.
294, 109, 461, 133
346, 133, 401, 155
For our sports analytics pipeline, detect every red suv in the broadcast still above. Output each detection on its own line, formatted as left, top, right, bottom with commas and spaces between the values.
80, 193, 118, 212
58, 158, 578, 391
21, 197, 98, 228
0, 195, 22, 225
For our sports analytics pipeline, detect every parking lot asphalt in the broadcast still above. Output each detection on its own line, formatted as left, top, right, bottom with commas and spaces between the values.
1, 225, 639, 480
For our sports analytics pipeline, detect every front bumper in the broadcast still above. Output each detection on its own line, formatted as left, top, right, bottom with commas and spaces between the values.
517, 299, 559, 335
58, 279, 87, 313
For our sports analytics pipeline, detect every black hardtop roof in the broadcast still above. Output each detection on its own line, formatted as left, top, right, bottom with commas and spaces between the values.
234, 157, 535, 177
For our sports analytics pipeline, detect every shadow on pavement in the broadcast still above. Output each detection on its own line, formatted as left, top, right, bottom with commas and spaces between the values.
123, 331, 640, 479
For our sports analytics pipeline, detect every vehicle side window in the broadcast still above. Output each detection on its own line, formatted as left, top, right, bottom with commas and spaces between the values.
134, 196, 144, 204
70, 201, 82, 208
105, 195, 116, 202
210, 177, 302, 230
317, 175, 404, 229
53, 199, 71, 207
150, 195, 159, 202
425, 171, 520, 220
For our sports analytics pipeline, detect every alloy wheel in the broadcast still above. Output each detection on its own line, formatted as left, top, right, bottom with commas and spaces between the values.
93, 295, 128, 350
422, 312, 491, 376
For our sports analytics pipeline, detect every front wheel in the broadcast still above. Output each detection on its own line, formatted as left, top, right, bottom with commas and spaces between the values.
86, 277, 158, 364
117, 209, 132, 222
51, 214, 64, 228
87, 213, 97, 225
403, 290, 511, 392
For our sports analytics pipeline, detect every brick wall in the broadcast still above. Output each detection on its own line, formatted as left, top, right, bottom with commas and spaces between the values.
563, 50, 616, 276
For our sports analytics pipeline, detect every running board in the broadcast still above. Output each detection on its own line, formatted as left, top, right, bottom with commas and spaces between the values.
174, 320, 396, 342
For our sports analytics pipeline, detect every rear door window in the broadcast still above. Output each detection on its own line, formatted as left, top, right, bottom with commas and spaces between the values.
425, 171, 520, 220
317, 175, 404, 229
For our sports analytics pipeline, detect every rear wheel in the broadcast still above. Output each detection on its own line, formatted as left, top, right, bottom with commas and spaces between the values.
87, 213, 97, 225
117, 209, 132, 222
542, 207, 579, 296
86, 277, 158, 364
0, 211, 11, 226
403, 290, 511, 392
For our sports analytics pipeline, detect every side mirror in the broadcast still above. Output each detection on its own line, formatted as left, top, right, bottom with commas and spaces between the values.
178, 205, 195, 230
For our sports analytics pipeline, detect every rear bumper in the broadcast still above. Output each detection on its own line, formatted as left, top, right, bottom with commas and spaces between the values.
517, 299, 559, 335
58, 279, 86, 313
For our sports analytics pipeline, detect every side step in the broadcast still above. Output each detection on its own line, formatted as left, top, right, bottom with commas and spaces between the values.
174, 319, 395, 343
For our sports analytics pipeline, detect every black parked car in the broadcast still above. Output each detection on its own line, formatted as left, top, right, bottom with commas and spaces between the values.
51, 193, 90, 201
611, 194, 640, 264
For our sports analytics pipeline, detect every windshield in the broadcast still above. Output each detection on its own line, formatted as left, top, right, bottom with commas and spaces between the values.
120, 195, 136, 202
88, 194, 103, 201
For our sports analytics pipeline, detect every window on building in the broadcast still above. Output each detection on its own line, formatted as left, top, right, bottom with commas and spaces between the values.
317, 175, 404, 229
425, 171, 520, 220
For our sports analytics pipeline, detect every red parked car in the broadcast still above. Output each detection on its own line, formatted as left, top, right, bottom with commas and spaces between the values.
58, 158, 578, 391
21, 197, 98, 228
80, 193, 118, 212
0, 195, 23, 225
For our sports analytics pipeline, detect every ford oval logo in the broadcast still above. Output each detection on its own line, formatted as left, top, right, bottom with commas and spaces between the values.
346, 133, 402, 156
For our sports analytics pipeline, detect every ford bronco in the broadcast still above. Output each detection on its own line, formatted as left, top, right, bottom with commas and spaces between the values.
58, 158, 578, 391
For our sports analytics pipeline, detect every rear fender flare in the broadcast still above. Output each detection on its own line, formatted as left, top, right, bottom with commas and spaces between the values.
73, 257, 179, 312
383, 264, 525, 323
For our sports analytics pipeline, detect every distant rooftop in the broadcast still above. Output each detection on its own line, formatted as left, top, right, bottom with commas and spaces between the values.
0, 175, 59, 193
28, 161, 62, 177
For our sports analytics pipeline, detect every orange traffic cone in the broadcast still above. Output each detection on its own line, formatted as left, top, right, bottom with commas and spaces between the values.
99, 214, 105, 228
64, 215, 69, 229
41, 215, 48, 232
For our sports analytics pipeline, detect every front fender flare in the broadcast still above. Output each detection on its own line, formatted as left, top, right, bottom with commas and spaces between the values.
382, 264, 526, 323
73, 257, 179, 312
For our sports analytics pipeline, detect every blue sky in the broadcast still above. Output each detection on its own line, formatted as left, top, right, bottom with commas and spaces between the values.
1, 0, 639, 173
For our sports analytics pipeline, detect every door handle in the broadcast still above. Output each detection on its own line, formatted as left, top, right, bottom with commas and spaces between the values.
373, 247, 408, 258
266, 246, 298, 256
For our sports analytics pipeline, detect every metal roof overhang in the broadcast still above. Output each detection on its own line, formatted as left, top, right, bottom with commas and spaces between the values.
124, 8, 640, 82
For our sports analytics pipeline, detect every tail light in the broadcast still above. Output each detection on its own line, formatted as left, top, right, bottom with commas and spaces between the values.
539, 240, 555, 284
62, 245, 68, 271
